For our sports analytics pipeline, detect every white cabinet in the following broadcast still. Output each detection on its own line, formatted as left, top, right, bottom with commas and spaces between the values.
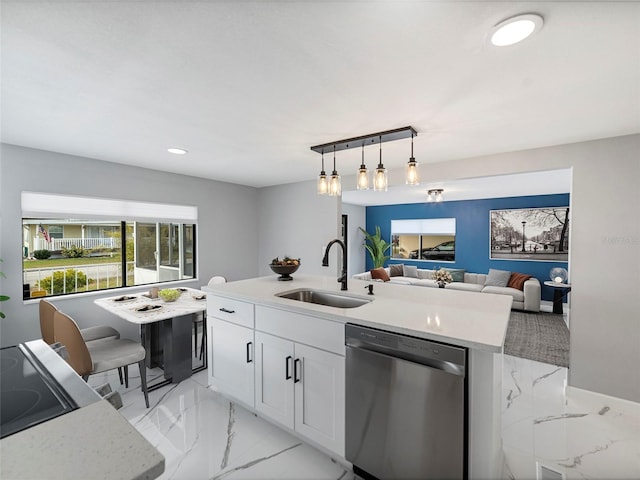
207, 295, 255, 408
254, 330, 345, 456
254, 331, 294, 427
207, 296, 345, 457
293, 342, 344, 456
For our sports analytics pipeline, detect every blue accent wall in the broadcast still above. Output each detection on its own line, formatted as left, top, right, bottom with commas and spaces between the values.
365, 194, 570, 302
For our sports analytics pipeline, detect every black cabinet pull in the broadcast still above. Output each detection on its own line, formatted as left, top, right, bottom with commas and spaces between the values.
285, 355, 292, 380
246, 342, 252, 363
294, 358, 301, 383
219, 308, 235, 314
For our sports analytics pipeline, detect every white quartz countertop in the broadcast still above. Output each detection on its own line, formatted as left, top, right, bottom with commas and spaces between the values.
202, 274, 512, 352
1, 400, 164, 480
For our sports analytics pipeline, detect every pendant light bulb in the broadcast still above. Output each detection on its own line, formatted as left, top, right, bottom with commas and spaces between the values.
374, 136, 388, 192
317, 151, 328, 195
357, 143, 369, 190
405, 133, 419, 186
328, 146, 341, 196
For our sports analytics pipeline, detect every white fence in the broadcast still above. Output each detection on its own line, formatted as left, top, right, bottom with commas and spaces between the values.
24, 261, 134, 296
34, 237, 119, 251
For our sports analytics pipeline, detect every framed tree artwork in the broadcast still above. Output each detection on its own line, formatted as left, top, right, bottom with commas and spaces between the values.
490, 206, 569, 261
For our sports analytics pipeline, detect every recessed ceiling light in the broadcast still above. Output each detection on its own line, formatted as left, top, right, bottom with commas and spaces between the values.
167, 147, 188, 155
490, 14, 543, 47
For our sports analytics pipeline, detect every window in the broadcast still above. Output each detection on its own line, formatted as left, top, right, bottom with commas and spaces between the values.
391, 218, 456, 262
21, 192, 198, 299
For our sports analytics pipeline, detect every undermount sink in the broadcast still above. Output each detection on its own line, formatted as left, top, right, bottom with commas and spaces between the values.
275, 288, 373, 309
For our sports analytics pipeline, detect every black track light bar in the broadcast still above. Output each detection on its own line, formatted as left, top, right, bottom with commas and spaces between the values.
310, 126, 417, 154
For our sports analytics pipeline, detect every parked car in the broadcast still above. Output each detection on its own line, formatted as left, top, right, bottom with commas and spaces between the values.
409, 240, 455, 261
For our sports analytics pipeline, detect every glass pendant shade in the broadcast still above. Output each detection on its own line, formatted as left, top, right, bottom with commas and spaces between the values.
317, 172, 328, 195
328, 147, 341, 196
329, 171, 341, 196
406, 158, 419, 185
317, 152, 328, 195
357, 166, 369, 190
356, 145, 369, 190
374, 166, 388, 192
405, 133, 419, 185
373, 137, 387, 192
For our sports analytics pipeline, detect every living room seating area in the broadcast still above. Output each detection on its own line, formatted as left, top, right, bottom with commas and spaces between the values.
352, 265, 541, 312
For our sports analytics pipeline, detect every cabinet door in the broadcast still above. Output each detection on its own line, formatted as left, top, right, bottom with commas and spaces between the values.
208, 317, 255, 408
294, 343, 345, 456
254, 331, 295, 429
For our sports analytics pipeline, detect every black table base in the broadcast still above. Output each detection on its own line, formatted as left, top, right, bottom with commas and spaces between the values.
141, 313, 207, 392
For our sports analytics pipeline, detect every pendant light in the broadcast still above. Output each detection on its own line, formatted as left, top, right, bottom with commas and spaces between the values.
405, 132, 419, 185
356, 143, 369, 190
329, 145, 341, 196
317, 151, 328, 195
373, 135, 388, 192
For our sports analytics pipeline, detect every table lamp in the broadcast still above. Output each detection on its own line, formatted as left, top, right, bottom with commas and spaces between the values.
549, 267, 568, 284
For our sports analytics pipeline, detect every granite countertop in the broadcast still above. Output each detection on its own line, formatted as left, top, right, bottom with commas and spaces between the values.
0, 340, 164, 480
1, 400, 164, 480
202, 273, 512, 352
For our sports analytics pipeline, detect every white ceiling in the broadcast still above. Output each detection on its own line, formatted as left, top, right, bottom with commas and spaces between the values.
2, 1, 638, 201
342, 168, 573, 206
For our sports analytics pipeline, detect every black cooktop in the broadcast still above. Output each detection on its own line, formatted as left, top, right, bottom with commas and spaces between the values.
0, 345, 78, 439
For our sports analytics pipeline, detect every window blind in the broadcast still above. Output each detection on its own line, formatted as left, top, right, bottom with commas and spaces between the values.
21, 191, 198, 223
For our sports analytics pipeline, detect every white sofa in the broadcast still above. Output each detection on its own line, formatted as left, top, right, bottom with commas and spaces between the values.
352, 266, 541, 312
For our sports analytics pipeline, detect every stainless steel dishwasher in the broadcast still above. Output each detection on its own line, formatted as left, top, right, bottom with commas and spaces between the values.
345, 324, 467, 480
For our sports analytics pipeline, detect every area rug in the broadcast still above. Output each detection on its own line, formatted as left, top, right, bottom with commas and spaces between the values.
504, 311, 570, 368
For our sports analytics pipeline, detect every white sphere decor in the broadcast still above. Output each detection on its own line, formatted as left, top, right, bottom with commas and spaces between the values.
549, 267, 568, 283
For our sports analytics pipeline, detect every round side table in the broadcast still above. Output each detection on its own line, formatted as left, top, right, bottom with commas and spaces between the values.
544, 281, 572, 314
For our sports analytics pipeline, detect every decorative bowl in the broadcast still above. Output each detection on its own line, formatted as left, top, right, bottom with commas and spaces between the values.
269, 263, 300, 281
158, 288, 181, 302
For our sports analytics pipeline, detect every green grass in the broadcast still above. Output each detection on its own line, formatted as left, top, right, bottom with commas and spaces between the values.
24, 256, 126, 269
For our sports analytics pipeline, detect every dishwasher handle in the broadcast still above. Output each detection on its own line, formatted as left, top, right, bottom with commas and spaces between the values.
345, 324, 466, 377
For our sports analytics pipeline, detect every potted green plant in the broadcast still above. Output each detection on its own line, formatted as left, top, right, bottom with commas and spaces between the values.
0, 259, 9, 319
359, 226, 391, 269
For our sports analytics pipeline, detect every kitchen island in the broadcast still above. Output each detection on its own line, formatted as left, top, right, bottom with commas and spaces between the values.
203, 274, 512, 479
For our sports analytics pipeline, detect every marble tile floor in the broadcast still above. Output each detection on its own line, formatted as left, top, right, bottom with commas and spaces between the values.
88, 354, 639, 480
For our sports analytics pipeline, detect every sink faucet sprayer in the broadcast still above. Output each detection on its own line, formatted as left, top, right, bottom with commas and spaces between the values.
322, 239, 348, 291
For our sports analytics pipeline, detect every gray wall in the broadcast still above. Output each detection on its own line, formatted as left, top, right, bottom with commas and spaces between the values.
380, 134, 639, 402
256, 179, 341, 278
2, 134, 639, 402
0, 144, 259, 346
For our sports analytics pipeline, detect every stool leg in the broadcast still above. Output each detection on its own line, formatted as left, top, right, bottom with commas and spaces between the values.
118, 367, 124, 385
199, 323, 206, 360
124, 365, 129, 388
193, 319, 198, 357
138, 360, 149, 408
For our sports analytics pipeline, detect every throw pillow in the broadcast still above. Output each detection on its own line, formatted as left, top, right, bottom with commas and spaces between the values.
443, 268, 465, 283
370, 267, 390, 282
484, 268, 512, 287
389, 264, 404, 277
403, 265, 418, 278
507, 272, 532, 291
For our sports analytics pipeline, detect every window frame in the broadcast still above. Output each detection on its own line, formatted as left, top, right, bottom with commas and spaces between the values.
390, 218, 456, 263
21, 192, 199, 300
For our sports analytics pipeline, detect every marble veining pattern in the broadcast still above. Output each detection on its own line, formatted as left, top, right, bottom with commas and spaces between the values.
89, 350, 639, 479
502, 355, 640, 480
